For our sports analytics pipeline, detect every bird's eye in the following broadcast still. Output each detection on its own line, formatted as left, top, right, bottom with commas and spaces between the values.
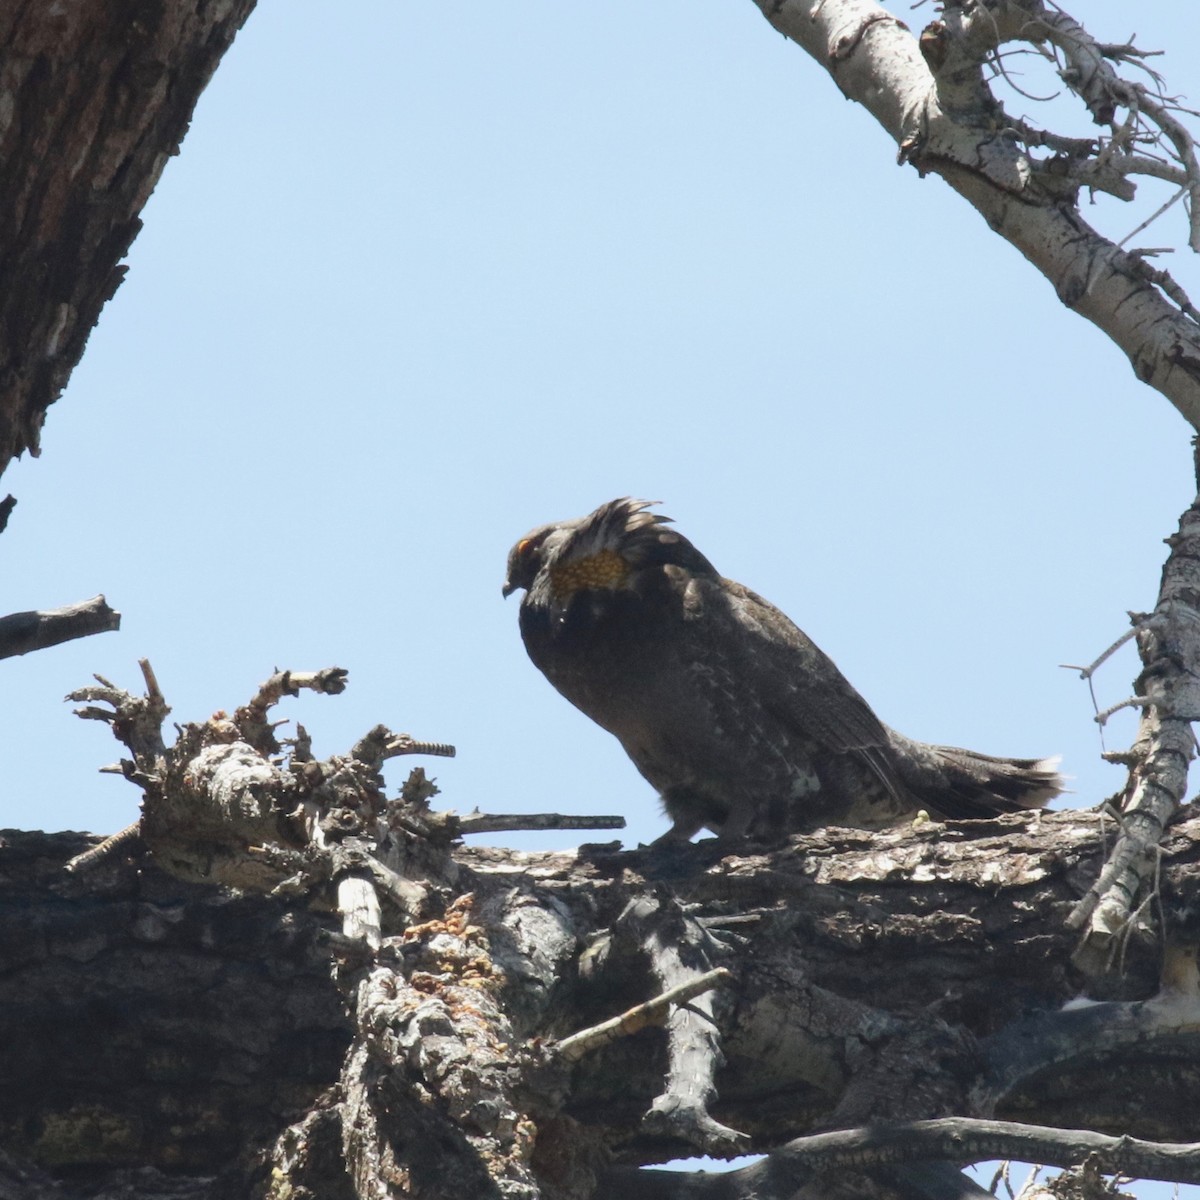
517, 538, 533, 556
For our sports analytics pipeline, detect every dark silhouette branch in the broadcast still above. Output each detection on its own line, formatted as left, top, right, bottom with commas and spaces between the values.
456, 812, 626, 834
605, 1118, 1200, 1198
0, 2, 259, 485
0, 595, 120, 660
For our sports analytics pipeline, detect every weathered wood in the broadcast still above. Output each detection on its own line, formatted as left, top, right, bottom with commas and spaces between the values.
7, 663, 1195, 1200
0, 830, 347, 1196
5, 792, 1200, 1198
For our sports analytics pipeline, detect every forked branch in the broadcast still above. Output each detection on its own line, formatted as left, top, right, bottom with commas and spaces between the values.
753, 0, 1200, 427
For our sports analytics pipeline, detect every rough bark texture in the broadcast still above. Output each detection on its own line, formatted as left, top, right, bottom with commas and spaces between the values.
1, 635, 1195, 1200
0, 0, 257, 482
3, 2, 1200, 1198
3, 800, 1200, 1200
0, 830, 348, 1194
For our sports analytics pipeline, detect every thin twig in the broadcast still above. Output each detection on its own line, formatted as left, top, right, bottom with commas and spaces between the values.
65, 822, 142, 873
1060, 623, 1141, 681
553, 967, 732, 1062
1117, 184, 1189, 248
457, 811, 626, 834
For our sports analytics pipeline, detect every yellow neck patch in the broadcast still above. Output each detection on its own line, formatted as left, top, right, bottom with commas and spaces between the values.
550, 549, 629, 599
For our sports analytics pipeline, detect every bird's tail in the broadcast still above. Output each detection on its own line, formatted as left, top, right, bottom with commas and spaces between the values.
890, 733, 1064, 821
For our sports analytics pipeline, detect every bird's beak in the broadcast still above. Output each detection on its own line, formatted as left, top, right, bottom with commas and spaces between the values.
502, 581, 517, 599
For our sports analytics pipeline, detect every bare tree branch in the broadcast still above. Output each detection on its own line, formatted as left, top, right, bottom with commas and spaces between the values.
0, 595, 120, 660
1066, 456, 1200, 967
752, 0, 1200, 429
456, 811, 626, 834
552, 967, 732, 1062
607, 1119, 1200, 1198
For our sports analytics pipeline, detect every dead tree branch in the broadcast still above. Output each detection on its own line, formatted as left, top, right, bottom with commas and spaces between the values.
0, 595, 120, 660
607, 1119, 1200, 1197
12, 680, 1200, 1198
64, 662, 457, 907
752, 0, 1200, 428
1066, 452, 1200, 968
457, 812, 626, 834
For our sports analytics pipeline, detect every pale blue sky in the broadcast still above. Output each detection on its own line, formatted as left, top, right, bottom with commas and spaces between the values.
3, 4, 1198, 1188
6, 0, 1195, 842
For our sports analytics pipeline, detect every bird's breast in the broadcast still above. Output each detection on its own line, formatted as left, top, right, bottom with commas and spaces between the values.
518, 584, 683, 730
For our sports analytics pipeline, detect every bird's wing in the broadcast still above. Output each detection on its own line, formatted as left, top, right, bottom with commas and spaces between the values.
697, 576, 913, 810
714, 578, 890, 752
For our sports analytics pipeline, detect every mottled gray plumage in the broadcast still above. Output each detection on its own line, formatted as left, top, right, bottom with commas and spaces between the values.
504, 498, 1062, 842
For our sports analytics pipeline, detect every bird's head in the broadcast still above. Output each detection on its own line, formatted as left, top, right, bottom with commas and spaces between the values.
502, 522, 563, 598
502, 498, 717, 602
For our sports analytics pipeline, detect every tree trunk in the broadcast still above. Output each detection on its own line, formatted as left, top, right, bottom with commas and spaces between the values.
0, 0, 257, 481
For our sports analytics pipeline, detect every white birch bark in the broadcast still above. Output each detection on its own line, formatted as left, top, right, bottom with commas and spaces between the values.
752, 0, 1200, 427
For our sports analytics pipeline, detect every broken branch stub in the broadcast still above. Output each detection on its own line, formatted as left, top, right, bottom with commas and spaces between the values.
65, 662, 457, 911
0, 594, 120, 660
